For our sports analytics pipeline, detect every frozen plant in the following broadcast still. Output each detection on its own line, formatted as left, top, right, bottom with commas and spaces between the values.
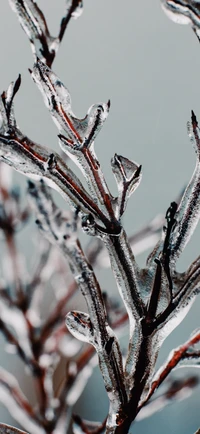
0, 1, 199, 433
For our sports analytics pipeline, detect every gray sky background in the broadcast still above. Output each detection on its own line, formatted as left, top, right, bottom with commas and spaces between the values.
0, 1, 200, 433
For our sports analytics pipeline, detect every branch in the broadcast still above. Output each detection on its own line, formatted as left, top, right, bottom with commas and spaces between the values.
0, 76, 112, 230
140, 329, 200, 409
169, 111, 200, 262
0, 318, 41, 376
137, 375, 199, 421
0, 424, 28, 434
160, 0, 200, 34
9, 0, 83, 67
28, 180, 128, 429
0, 367, 43, 434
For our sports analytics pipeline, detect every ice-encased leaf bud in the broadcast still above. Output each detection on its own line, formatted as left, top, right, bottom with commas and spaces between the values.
66, 311, 94, 344
111, 154, 142, 217
0, 75, 21, 132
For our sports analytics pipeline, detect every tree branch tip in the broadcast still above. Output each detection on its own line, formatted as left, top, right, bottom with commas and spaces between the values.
14, 74, 21, 93
135, 164, 142, 178
191, 110, 198, 126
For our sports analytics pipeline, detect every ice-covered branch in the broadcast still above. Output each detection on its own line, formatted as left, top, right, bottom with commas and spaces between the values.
31, 61, 117, 222
141, 329, 200, 408
160, 0, 200, 40
28, 180, 128, 430
111, 154, 142, 219
0, 368, 43, 434
0, 424, 28, 434
30, 61, 147, 398
0, 77, 112, 230
9, 0, 83, 66
137, 375, 199, 421
167, 111, 200, 262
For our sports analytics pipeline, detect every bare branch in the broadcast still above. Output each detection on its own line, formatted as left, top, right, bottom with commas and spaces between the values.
0, 368, 43, 434
140, 329, 200, 408
137, 375, 199, 421
0, 424, 28, 434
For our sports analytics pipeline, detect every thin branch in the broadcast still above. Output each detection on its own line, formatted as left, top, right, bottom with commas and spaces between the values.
140, 329, 200, 409
0, 319, 42, 376
28, 180, 128, 429
137, 375, 199, 421
9, 0, 83, 67
0, 368, 43, 434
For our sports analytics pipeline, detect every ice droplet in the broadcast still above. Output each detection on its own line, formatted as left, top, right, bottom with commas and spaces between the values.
66, 311, 93, 344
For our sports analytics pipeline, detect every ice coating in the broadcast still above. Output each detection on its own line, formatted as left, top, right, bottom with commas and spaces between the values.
66, 358, 96, 407
169, 113, 200, 262
66, 311, 94, 343
161, 1, 191, 24
111, 154, 142, 218
31, 61, 109, 146
8, 0, 58, 65
0, 424, 27, 434
1, 1, 200, 429
31, 61, 115, 214
0, 369, 44, 434
66, 0, 83, 19
28, 179, 127, 424
161, 0, 200, 32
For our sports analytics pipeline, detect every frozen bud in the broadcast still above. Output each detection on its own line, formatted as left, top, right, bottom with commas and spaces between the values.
0, 75, 21, 133
111, 154, 142, 217
66, 311, 94, 344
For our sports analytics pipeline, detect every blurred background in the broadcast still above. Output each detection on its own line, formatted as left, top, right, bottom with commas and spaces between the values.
0, 0, 200, 433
